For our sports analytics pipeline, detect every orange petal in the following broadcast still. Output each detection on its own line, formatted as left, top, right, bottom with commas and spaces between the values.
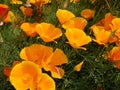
81, 9, 95, 20
104, 13, 115, 30
20, 22, 38, 37
62, 17, 87, 30
65, 28, 91, 49
56, 9, 75, 24
20, 6, 33, 17
10, 61, 42, 90
10, 0, 23, 4
91, 25, 111, 45
20, 44, 53, 67
74, 61, 84, 71
50, 48, 68, 65
50, 66, 64, 79
3, 11, 15, 23
37, 73, 55, 90
108, 46, 120, 62
35, 22, 62, 42
4, 68, 11, 77
0, 4, 9, 21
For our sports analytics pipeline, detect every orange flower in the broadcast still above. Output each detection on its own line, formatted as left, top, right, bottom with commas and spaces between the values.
95, 13, 115, 31
81, 9, 95, 20
43, 48, 68, 78
108, 46, 120, 62
110, 18, 120, 39
3, 11, 15, 23
104, 13, 115, 31
37, 73, 55, 90
20, 6, 33, 17
35, 22, 62, 42
0, 4, 9, 23
20, 44, 53, 67
74, 61, 84, 72
62, 17, 87, 30
108, 46, 120, 69
10, 61, 42, 90
20, 44, 68, 79
70, 0, 80, 3
56, 9, 75, 24
30, 0, 50, 4
65, 28, 91, 49
10, 0, 23, 4
20, 22, 38, 37
91, 25, 111, 45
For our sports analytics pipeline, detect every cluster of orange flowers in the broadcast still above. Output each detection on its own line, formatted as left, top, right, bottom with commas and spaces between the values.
1, 0, 120, 89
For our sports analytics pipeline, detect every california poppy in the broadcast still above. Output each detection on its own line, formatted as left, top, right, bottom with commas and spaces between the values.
10, 0, 23, 4
20, 44, 68, 79
56, 9, 75, 24
20, 6, 33, 17
20, 44, 53, 67
43, 48, 68, 78
65, 28, 92, 49
0, 4, 9, 22
108, 46, 120, 62
20, 22, 38, 37
35, 22, 62, 42
110, 18, 120, 39
91, 25, 111, 45
62, 17, 87, 30
10, 61, 42, 90
108, 46, 120, 69
70, 0, 80, 3
81, 9, 95, 20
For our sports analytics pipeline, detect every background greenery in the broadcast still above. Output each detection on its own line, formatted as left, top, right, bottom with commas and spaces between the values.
0, 0, 120, 90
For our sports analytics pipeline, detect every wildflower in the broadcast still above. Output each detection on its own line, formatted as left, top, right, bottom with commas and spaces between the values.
30, 0, 50, 4
62, 17, 87, 30
91, 25, 111, 45
20, 44, 68, 78
10, 0, 23, 4
65, 28, 91, 49
20, 44, 53, 67
70, 0, 80, 3
81, 9, 95, 20
56, 9, 75, 24
20, 6, 33, 17
0, 4, 15, 24
10, 61, 42, 90
35, 22, 62, 42
74, 61, 84, 71
108, 46, 120, 69
20, 22, 38, 37
108, 46, 120, 62
43, 48, 68, 78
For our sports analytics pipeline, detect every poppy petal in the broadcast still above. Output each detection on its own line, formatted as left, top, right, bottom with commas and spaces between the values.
74, 61, 84, 71
62, 17, 87, 30
50, 66, 64, 79
20, 22, 38, 37
37, 73, 55, 90
10, 61, 42, 90
35, 23, 62, 42
65, 28, 91, 49
50, 48, 68, 65
56, 9, 75, 24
